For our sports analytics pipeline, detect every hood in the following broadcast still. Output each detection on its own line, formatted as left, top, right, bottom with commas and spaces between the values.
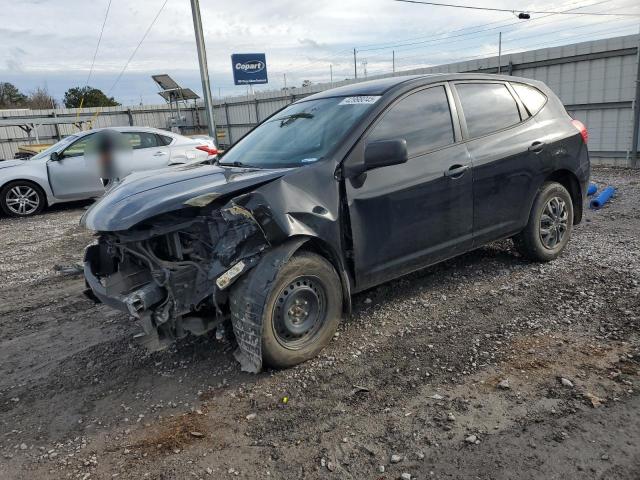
81, 162, 290, 231
0, 159, 28, 170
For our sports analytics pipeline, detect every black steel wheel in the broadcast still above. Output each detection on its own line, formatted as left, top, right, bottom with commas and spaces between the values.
230, 250, 342, 369
272, 276, 328, 350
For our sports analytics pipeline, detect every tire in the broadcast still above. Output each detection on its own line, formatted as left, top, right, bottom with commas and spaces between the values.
230, 251, 342, 369
0, 181, 46, 217
513, 181, 574, 262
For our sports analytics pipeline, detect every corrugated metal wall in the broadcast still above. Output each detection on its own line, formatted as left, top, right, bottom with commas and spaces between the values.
2, 34, 638, 166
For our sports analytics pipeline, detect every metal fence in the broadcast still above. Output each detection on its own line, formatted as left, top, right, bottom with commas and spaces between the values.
1, 33, 638, 166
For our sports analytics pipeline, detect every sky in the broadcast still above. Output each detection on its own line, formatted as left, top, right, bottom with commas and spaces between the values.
1, 0, 639, 106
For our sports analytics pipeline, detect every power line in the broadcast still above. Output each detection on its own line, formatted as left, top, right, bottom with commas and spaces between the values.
360, 0, 614, 52
86, 0, 112, 87
358, 0, 598, 51
107, 0, 169, 96
394, 0, 640, 16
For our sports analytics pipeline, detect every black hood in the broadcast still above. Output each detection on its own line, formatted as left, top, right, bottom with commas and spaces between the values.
80, 162, 290, 231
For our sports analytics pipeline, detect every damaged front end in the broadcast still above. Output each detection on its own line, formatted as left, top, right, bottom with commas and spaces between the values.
84, 202, 268, 351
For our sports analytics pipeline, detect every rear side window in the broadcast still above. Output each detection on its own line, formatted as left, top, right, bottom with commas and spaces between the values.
512, 83, 547, 116
368, 86, 454, 156
123, 132, 160, 150
456, 83, 521, 138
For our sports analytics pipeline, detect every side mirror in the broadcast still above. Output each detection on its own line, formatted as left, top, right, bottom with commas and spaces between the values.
50, 151, 61, 161
364, 139, 408, 171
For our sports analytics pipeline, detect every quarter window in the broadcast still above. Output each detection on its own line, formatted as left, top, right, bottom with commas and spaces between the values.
512, 83, 547, 116
456, 83, 521, 138
368, 86, 454, 157
157, 134, 174, 146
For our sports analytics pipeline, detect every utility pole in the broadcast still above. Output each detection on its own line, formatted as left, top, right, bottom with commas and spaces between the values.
362, 59, 368, 78
190, 0, 216, 138
330, 64, 333, 86
393, 50, 396, 74
353, 48, 358, 79
498, 31, 502, 74
283, 73, 287, 90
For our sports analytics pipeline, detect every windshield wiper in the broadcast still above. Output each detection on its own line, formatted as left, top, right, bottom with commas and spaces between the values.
279, 112, 314, 127
219, 160, 254, 168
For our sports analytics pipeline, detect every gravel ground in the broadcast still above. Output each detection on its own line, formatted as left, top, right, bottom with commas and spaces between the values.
0, 166, 638, 480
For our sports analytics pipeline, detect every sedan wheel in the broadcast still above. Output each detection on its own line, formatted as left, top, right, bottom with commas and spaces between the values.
1, 182, 45, 217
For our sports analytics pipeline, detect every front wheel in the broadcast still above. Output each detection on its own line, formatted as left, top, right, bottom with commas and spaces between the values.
230, 251, 342, 369
0, 181, 46, 217
513, 181, 574, 262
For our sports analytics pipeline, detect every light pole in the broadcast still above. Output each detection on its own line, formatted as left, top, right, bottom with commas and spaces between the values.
190, 0, 216, 138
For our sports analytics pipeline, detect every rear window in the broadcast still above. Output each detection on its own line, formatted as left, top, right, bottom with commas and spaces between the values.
512, 83, 547, 116
456, 83, 521, 138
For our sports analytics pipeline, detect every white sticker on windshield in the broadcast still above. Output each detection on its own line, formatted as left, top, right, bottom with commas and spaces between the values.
301, 158, 318, 163
339, 96, 381, 105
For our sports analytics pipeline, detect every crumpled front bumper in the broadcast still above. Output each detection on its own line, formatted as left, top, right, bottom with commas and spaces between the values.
83, 244, 164, 317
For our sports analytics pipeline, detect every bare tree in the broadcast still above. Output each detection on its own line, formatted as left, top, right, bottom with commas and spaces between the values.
27, 87, 58, 109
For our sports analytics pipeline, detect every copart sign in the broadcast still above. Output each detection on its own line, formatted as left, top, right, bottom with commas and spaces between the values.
231, 53, 268, 85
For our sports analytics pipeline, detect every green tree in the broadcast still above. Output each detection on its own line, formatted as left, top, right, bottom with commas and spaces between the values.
63, 86, 120, 108
0, 82, 28, 108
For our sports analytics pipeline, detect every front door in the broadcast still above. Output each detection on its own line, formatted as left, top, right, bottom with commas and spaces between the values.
345, 84, 473, 290
47, 133, 105, 199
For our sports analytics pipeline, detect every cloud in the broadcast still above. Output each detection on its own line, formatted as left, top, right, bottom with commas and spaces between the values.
1, 0, 638, 103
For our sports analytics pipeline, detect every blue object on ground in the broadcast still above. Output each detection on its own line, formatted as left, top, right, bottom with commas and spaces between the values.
590, 186, 615, 209
587, 183, 597, 196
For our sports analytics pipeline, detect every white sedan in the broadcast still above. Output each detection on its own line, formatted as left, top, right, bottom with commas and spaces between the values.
0, 126, 217, 217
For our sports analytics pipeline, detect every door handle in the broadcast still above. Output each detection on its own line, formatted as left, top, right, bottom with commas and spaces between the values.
528, 141, 546, 153
444, 164, 470, 178
153, 151, 168, 157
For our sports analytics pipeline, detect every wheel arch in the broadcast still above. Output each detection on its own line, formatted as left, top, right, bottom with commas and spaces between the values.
294, 236, 353, 317
545, 169, 582, 225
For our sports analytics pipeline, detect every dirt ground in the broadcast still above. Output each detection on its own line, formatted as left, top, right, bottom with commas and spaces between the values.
1, 166, 638, 480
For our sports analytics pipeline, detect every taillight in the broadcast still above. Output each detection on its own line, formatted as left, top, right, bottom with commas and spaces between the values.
196, 145, 219, 156
571, 119, 588, 144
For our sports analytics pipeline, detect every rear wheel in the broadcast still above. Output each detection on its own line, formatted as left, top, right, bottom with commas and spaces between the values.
230, 251, 342, 369
0, 181, 46, 217
514, 182, 573, 262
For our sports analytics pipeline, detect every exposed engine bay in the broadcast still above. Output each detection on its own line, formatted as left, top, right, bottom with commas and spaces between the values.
84, 201, 268, 353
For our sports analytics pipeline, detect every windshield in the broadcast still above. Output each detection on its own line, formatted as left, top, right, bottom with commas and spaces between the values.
219, 96, 380, 168
30, 135, 80, 160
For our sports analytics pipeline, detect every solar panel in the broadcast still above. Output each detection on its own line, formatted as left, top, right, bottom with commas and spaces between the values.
152, 74, 181, 90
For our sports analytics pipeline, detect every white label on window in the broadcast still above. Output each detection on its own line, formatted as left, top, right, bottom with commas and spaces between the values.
339, 96, 381, 105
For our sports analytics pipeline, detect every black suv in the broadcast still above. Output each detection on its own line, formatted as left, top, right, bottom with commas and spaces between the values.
82, 73, 590, 372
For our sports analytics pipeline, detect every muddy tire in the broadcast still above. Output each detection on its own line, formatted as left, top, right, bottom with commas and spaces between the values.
0, 181, 46, 217
230, 251, 342, 369
513, 181, 573, 262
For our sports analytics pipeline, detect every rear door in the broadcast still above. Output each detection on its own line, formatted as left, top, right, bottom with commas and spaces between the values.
451, 81, 545, 245
121, 131, 172, 174
346, 84, 473, 290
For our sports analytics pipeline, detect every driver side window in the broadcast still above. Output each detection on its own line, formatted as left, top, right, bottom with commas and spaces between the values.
368, 86, 454, 157
62, 135, 93, 158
